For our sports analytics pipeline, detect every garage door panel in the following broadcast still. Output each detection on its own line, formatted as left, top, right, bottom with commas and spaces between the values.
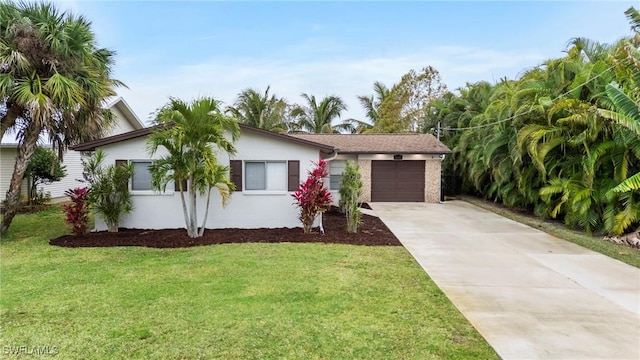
371, 161, 425, 202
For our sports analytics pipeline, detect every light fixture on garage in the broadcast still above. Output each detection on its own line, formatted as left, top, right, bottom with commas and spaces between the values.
393, 154, 403, 160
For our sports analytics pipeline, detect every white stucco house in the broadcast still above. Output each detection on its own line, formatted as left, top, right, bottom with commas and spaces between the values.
0, 98, 145, 202
72, 124, 450, 231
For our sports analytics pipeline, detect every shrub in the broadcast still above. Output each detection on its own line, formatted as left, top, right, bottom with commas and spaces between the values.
62, 187, 90, 236
25, 147, 66, 205
339, 161, 363, 233
83, 150, 134, 232
292, 160, 333, 234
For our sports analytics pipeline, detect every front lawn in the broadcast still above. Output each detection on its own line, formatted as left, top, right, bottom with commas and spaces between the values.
0, 207, 497, 359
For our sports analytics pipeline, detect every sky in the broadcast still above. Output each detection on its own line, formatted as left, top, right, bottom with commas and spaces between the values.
55, 0, 637, 125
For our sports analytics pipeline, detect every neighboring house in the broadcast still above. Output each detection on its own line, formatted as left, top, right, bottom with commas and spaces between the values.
291, 133, 451, 203
0, 97, 145, 202
72, 125, 451, 231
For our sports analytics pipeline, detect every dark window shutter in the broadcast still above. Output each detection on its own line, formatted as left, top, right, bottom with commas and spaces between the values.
174, 179, 188, 192
115, 160, 127, 167
230, 160, 242, 192
288, 160, 300, 191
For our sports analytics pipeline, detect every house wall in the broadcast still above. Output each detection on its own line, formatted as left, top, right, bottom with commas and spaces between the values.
0, 147, 27, 201
92, 130, 322, 231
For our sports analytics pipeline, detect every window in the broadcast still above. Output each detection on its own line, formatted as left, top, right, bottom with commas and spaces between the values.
330, 160, 346, 190
245, 161, 286, 191
131, 161, 153, 191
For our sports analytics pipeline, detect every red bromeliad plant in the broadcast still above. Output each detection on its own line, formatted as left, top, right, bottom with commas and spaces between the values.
292, 160, 333, 234
62, 187, 90, 236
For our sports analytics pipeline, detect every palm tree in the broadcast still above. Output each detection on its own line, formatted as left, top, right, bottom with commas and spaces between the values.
226, 86, 288, 132
356, 81, 390, 131
1, 2, 121, 234
147, 97, 239, 238
290, 93, 352, 133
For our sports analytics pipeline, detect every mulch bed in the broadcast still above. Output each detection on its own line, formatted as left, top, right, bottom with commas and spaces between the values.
49, 209, 400, 248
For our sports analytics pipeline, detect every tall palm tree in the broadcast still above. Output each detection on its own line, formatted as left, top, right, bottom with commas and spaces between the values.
356, 81, 390, 130
148, 97, 239, 238
1, 2, 121, 234
226, 86, 288, 132
290, 93, 352, 133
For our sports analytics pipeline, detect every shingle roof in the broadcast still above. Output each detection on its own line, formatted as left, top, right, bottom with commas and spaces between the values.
71, 123, 335, 153
289, 133, 451, 154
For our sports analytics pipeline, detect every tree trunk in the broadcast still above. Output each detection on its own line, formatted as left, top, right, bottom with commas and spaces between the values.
107, 222, 118, 233
1, 122, 42, 234
178, 179, 191, 235
198, 187, 212, 237
188, 174, 198, 238
0, 105, 23, 141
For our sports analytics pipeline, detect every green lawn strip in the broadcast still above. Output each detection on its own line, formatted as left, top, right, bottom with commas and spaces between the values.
461, 196, 640, 268
1, 209, 497, 359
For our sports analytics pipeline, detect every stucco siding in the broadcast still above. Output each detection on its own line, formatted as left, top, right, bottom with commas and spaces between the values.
92, 130, 322, 231
357, 158, 372, 203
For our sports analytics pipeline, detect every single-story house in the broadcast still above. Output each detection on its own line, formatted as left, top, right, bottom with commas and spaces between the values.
72, 125, 450, 230
0, 97, 145, 202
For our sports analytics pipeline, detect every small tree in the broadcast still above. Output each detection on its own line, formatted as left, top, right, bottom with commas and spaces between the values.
292, 160, 333, 234
62, 188, 90, 236
83, 150, 134, 232
25, 147, 66, 205
339, 161, 363, 233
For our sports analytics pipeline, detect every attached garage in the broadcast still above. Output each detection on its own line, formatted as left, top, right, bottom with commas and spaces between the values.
289, 133, 451, 203
371, 161, 425, 202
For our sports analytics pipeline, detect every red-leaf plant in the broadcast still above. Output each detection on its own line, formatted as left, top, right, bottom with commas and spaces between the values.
292, 159, 333, 234
62, 187, 90, 236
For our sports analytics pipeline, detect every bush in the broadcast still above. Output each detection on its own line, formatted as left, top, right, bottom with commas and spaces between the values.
292, 160, 333, 234
339, 161, 363, 233
62, 187, 90, 236
25, 147, 66, 205
83, 150, 134, 232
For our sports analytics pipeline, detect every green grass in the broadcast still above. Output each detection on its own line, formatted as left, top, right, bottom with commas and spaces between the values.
461, 196, 640, 268
0, 207, 497, 359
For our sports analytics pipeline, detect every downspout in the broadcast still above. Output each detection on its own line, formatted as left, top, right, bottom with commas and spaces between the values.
439, 154, 446, 204
317, 149, 339, 234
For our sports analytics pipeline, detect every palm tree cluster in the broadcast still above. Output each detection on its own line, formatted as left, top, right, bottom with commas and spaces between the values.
429, 7, 640, 236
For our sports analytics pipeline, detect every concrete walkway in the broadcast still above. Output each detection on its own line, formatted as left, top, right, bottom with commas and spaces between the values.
371, 201, 640, 360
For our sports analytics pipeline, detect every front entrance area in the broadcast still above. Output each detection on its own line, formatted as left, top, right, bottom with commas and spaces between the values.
371, 160, 425, 202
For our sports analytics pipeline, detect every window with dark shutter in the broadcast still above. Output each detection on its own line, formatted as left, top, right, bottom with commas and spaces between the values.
174, 179, 188, 192
288, 160, 300, 191
230, 160, 242, 191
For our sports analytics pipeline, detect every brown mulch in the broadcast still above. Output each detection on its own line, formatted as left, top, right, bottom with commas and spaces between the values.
49, 209, 400, 248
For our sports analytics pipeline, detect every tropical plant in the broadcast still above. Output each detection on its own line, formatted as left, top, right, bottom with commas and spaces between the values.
82, 150, 134, 232
147, 97, 239, 238
62, 187, 90, 236
25, 147, 66, 205
356, 81, 390, 132
373, 66, 447, 133
292, 160, 332, 234
226, 86, 289, 132
290, 93, 352, 133
339, 161, 363, 233
1, 2, 121, 234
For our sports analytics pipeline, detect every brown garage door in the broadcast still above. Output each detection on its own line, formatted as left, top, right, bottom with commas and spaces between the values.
371, 161, 425, 202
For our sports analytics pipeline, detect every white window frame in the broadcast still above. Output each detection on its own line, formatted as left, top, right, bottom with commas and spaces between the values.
243, 160, 287, 194
329, 160, 347, 191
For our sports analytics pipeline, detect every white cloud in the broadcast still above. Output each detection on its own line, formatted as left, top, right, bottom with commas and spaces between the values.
115, 45, 546, 125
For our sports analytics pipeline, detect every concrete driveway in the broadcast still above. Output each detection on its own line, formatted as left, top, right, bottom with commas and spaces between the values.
371, 201, 640, 360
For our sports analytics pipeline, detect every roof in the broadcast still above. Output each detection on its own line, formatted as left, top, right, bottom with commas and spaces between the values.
289, 133, 451, 154
106, 97, 145, 130
71, 123, 336, 153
